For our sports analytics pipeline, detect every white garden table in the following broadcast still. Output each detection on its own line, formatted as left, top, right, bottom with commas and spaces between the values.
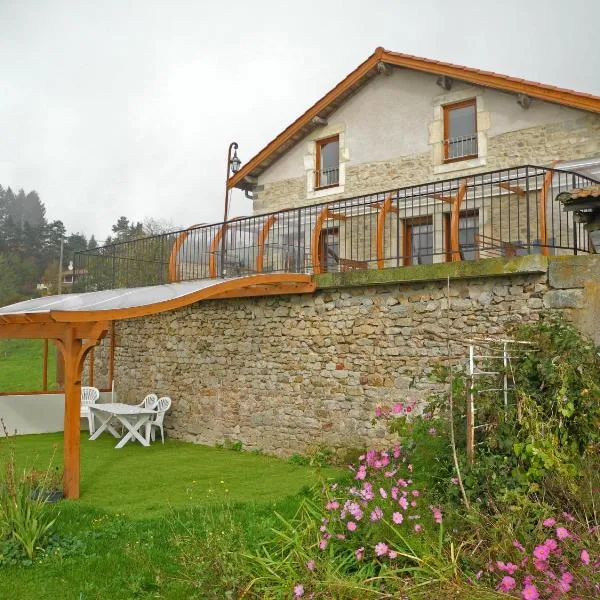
88, 403, 156, 449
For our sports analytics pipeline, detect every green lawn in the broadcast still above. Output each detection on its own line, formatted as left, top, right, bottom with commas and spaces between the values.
1, 433, 337, 599
0, 339, 58, 393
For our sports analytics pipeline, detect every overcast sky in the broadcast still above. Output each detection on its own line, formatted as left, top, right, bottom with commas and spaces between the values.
1, 0, 599, 241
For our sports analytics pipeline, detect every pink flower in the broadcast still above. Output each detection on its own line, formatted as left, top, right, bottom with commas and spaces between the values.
375, 542, 389, 557
428, 427, 437, 436
306, 560, 315, 571
388, 550, 397, 559
392, 403, 403, 414
533, 545, 550, 561
561, 572, 573, 585
391, 487, 399, 500
542, 518, 556, 527
392, 445, 401, 459
410, 500, 417, 508
562, 511, 574, 522
406, 405, 412, 413
319, 539, 328, 550
370, 507, 383, 522
399, 497, 409, 510
375, 406, 382, 417
392, 512, 403, 525
430, 506, 443, 525
326, 501, 339, 510
347, 521, 357, 532
451, 477, 459, 485
521, 584, 539, 600
355, 465, 367, 481
496, 561, 517, 575
294, 584, 304, 597
379, 487, 387, 499
412, 490, 420, 497
581, 549, 590, 565
556, 527, 570, 540
355, 547, 364, 561
543, 538, 557, 552
513, 540, 526, 553
407, 464, 413, 472
497, 576, 516, 593
414, 524, 423, 533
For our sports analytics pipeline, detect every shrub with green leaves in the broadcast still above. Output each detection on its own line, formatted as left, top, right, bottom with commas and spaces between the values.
0, 422, 58, 561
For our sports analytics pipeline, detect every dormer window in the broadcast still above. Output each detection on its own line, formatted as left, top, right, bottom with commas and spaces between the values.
443, 99, 478, 162
315, 135, 340, 189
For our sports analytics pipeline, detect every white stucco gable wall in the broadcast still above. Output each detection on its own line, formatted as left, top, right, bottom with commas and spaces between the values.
258, 67, 587, 186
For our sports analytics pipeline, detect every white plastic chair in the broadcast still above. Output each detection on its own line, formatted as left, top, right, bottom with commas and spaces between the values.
138, 393, 158, 410
148, 397, 171, 444
81, 386, 100, 433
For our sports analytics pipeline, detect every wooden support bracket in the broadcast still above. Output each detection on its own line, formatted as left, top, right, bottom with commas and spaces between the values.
256, 216, 277, 273
168, 224, 203, 283
376, 195, 399, 269
311, 207, 348, 274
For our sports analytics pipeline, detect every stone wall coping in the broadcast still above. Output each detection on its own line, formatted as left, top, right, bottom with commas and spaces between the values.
314, 255, 550, 289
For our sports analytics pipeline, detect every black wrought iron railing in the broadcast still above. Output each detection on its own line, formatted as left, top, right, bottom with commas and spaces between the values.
74, 165, 599, 292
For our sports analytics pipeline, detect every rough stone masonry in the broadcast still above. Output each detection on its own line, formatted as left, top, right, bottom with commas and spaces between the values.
101, 255, 600, 458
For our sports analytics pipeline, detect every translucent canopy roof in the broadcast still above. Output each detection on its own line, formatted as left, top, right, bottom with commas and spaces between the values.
0, 278, 229, 316
0, 274, 315, 325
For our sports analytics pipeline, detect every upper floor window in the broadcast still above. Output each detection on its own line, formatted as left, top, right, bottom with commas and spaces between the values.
443, 99, 478, 162
315, 135, 340, 189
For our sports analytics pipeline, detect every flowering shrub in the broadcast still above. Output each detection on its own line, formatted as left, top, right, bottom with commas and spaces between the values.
489, 516, 599, 598
317, 444, 437, 565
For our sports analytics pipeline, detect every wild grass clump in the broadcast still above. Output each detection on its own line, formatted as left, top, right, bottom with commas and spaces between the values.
0, 420, 59, 562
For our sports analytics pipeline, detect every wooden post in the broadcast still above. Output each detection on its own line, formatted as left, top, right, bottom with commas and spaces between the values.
89, 347, 95, 387
60, 328, 83, 500
42, 339, 48, 392
538, 168, 555, 257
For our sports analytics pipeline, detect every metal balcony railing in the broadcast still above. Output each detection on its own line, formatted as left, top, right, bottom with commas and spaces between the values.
315, 167, 340, 189
445, 135, 478, 161
74, 165, 599, 292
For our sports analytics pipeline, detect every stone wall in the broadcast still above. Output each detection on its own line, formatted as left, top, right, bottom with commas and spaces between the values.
107, 255, 600, 458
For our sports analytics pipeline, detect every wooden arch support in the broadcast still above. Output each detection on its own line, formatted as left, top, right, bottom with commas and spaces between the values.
168, 224, 204, 283
256, 216, 277, 273
449, 182, 468, 262
376, 195, 399, 269
538, 166, 556, 257
311, 207, 348, 274
209, 224, 228, 278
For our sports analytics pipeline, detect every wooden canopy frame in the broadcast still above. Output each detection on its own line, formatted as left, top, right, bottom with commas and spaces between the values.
0, 274, 315, 500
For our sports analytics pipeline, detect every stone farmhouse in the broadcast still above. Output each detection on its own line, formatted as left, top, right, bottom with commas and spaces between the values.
3, 49, 600, 496
78, 48, 600, 457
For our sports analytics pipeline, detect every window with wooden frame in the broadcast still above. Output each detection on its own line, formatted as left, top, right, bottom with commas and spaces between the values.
402, 217, 434, 266
318, 227, 340, 272
315, 135, 340, 189
444, 210, 480, 261
443, 99, 478, 162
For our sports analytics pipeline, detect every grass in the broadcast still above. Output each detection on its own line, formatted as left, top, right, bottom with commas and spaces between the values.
0, 339, 57, 393
1, 433, 338, 599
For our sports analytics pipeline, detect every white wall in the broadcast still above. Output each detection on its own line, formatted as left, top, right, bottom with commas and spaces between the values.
0, 391, 115, 435
258, 67, 585, 186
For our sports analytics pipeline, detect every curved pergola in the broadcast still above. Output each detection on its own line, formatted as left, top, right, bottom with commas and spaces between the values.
0, 274, 315, 499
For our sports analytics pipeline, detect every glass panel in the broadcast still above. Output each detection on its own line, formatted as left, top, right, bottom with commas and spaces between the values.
459, 213, 479, 261
409, 222, 433, 265
319, 138, 339, 186
321, 228, 340, 272
446, 103, 477, 159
